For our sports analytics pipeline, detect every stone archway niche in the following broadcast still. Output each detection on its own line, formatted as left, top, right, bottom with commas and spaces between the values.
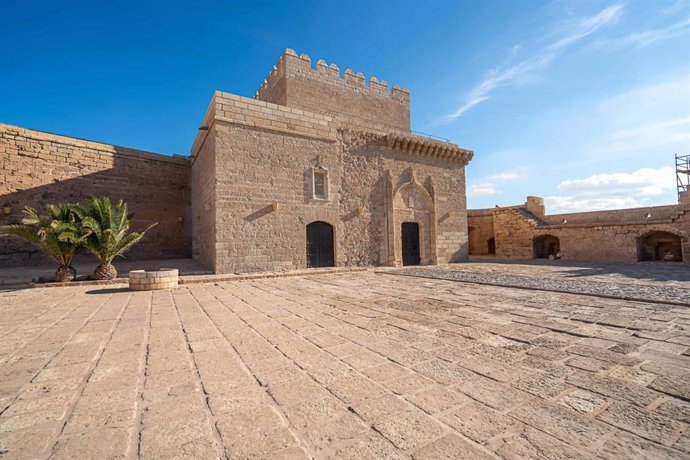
382, 170, 437, 267
637, 231, 683, 262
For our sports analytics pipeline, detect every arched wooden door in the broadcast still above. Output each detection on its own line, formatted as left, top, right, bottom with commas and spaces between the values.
306, 221, 334, 268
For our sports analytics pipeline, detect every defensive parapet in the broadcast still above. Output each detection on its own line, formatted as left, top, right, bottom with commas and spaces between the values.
255, 48, 411, 132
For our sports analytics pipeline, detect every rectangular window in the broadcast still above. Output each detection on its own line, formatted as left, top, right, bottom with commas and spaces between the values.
314, 170, 327, 199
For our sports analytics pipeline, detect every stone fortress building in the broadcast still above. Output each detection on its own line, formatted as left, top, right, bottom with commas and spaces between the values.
3, 47, 686, 271
468, 194, 690, 263
0, 49, 474, 273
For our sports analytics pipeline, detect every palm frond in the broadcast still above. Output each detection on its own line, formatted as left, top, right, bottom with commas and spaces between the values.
0, 224, 44, 245
82, 197, 156, 265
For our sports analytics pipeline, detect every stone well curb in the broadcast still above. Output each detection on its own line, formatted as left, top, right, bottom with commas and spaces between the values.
129, 268, 179, 290
19, 266, 368, 289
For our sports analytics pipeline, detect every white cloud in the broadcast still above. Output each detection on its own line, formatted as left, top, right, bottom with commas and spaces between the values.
439, 4, 623, 123
468, 183, 498, 196
468, 169, 524, 197
545, 166, 677, 211
600, 16, 690, 48
486, 171, 521, 181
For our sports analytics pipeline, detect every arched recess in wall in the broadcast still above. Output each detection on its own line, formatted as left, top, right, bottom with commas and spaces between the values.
636, 230, 684, 262
533, 234, 560, 259
391, 178, 436, 266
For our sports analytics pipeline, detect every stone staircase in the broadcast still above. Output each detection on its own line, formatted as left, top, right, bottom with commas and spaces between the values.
512, 207, 547, 227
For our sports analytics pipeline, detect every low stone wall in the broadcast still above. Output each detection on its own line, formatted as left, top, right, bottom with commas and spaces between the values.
129, 269, 179, 290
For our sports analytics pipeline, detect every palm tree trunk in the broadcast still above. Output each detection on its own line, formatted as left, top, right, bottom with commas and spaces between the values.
55, 266, 76, 282
93, 263, 117, 280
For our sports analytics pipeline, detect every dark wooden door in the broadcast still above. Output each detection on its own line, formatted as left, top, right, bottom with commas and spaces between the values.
401, 222, 421, 266
306, 221, 334, 268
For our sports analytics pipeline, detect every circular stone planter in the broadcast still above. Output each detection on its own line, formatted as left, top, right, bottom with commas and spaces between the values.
128, 268, 179, 291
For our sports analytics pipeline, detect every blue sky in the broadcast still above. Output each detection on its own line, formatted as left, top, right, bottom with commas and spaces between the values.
1, 0, 689, 212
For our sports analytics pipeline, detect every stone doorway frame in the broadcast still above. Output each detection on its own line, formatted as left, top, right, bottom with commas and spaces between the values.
382, 170, 437, 267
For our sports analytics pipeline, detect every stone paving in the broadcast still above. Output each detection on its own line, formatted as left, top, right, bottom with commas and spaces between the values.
1, 269, 690, 459
392, 262, 690, 305
0, 258, 212, 286
465, 259, 690, 287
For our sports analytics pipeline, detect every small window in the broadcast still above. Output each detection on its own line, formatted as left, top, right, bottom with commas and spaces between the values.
313, 168, 328, 200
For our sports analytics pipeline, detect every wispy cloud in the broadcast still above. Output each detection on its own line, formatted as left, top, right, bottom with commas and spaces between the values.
598, 115, 690, 154
468, 183, 498, 197
587, 76, 690, 156
439, 4, 623, 123
600, 16, 690, 48
662, 0, 689, 15
545, 166, 676, 211
468, 169, 524, 197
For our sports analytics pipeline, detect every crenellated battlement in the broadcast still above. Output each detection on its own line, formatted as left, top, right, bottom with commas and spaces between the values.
255, 48, 410, 102
255, 49, 411, 131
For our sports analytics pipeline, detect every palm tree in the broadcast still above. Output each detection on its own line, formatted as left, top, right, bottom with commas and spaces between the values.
80, 197, 156, 280
0, 205, 85, 282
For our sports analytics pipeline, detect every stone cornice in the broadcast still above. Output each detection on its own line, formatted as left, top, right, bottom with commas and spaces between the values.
386, 132, 473, 165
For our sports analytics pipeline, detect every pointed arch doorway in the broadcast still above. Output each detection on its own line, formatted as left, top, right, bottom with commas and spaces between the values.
383, 172, 437, 267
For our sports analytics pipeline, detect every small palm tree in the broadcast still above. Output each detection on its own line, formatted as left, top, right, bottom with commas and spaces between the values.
0, 205, 85, 282
80, 197, 156, 280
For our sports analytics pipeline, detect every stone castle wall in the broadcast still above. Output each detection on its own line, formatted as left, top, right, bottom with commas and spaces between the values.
467, 209, 494, 255
0, 124, 191, 266
190, 123, 217, 271
191, 91, 340, 273
469, 198, 690, 262
541, 205, 681, 225
255, 49, 410, 132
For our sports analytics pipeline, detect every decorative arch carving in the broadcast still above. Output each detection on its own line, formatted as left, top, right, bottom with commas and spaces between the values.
382, 170, 437, 266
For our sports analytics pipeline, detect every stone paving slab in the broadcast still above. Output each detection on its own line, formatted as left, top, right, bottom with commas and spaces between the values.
0, 269, 689, 458
0, 258, 211, 286
467, 259, 690, 287
387, 263, 690, 305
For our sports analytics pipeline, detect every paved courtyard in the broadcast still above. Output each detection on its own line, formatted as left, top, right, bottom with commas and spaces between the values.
1, 266, 690, 459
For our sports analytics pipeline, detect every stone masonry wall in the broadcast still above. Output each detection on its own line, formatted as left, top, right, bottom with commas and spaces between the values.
542, 205, 681, 225
190, 125, 217, 271
492, 208, 535, 259
340, 130, 469, 265
469, 200, 690, 262
467, 209, 494, 255
190, 91, 341, 273
212, 122, 339, 273
255, 49, 411, 132
0, 124, 191, 266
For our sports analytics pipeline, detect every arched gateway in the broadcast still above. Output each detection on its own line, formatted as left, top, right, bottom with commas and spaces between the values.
637, 231, 683, 262
533, 235, 560, 259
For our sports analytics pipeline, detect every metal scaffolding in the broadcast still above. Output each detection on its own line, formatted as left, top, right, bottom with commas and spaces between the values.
677, 153, 690, 202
